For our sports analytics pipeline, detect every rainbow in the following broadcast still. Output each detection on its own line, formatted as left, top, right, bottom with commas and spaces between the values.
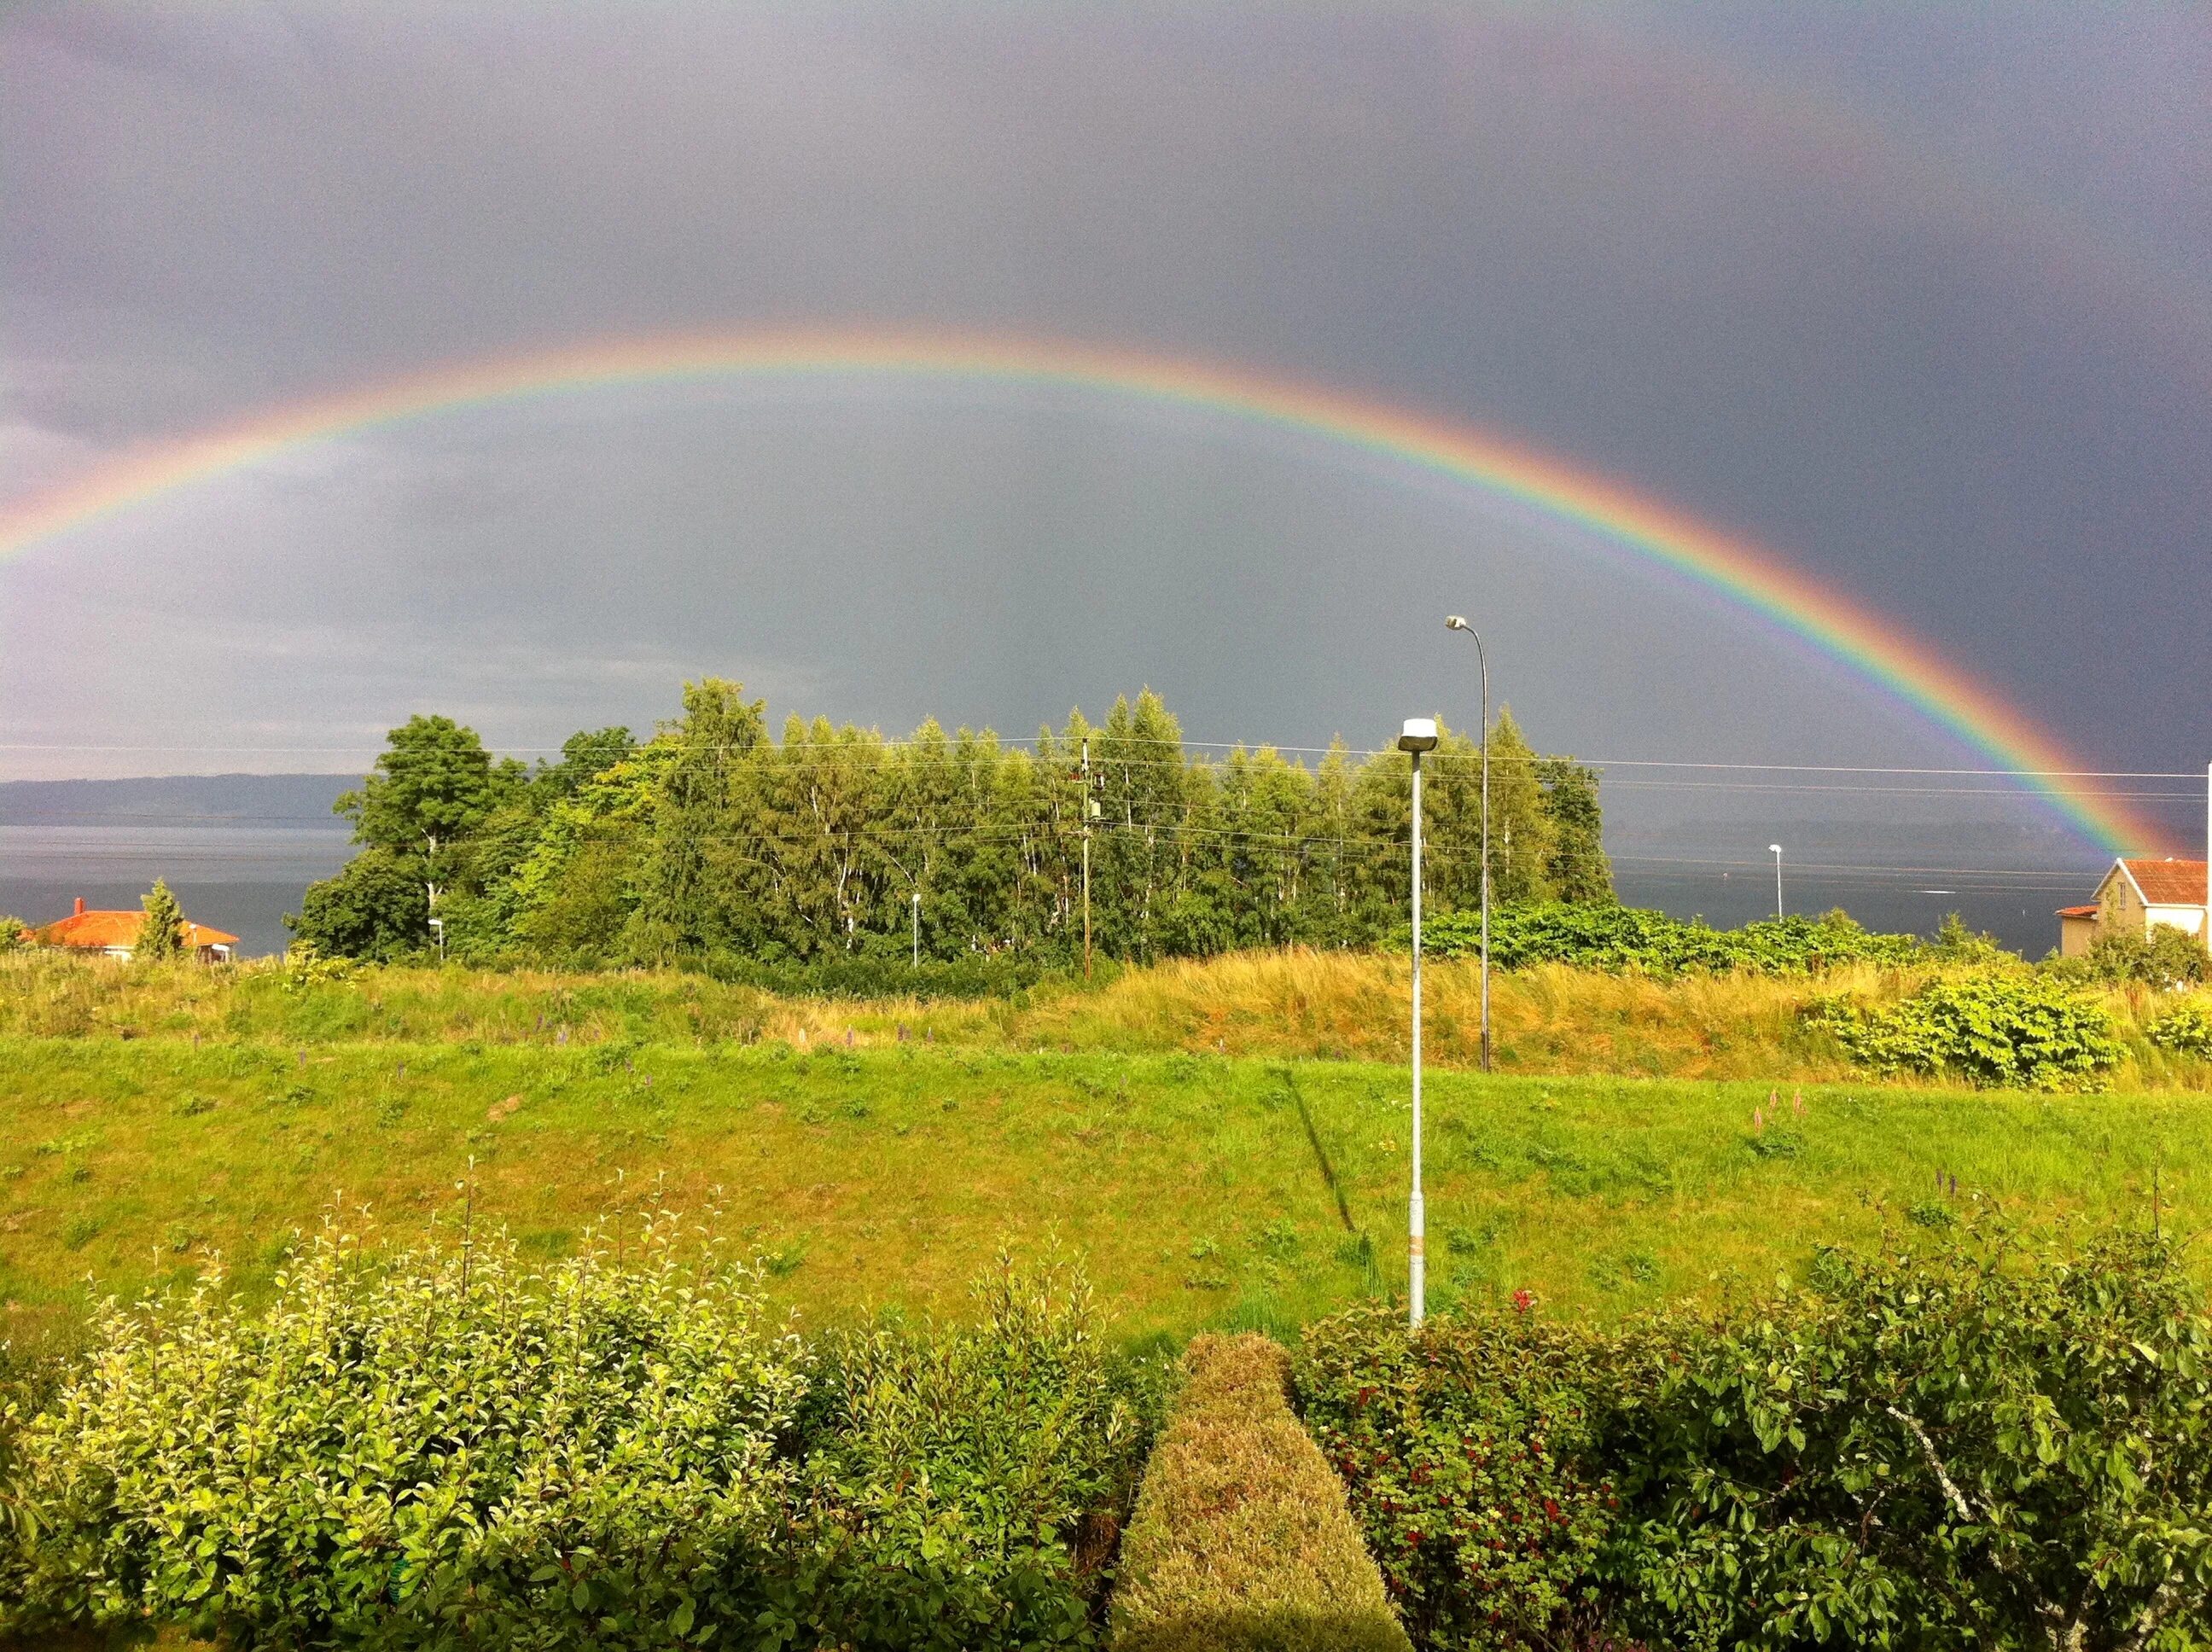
0, 326, 2157, 853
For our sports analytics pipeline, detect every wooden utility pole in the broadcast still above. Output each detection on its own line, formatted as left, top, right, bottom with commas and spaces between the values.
1081, 736, 1093, 979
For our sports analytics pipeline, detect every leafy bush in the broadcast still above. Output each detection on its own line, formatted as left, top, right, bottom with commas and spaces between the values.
2048, 923, 2211, 992
1298, 1221, 2212, 1650
0, 1230, 1154, 1651
2148, 1001, 2212, 1058
1824, 972, 2123, 1090
1295, 1303, 1622, 1649
1417, 904, 1927, 977
0, 1213, 808, 1649
789, 1259, 1161, 1651
1609, 1219, 2212, 1650
1110, 1334, 1410, 1652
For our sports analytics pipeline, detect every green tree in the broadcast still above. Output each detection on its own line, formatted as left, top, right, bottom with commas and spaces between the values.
637, 680, 766, 955
136, 879, 186, 961
1481, 709, 1557, 905
533, 725, 636, 802
287, 849, 433, 961
1537, 755, 1611, 903
0, 916, 26, 953
335, 715, 520, 911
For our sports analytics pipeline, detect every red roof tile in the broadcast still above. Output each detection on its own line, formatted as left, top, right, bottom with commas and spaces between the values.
30, 908, 238, 950
2122, 858, 2209, 906
2055, 905, 2099, 919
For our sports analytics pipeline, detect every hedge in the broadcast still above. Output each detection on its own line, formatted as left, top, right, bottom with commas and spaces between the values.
1298, 1219, 2212, 1649
1295, 1306, 1621, 1649
1416, 903, 1927, 976
0, 1223, 1156, 1651
1109, 1335, 1411, 1652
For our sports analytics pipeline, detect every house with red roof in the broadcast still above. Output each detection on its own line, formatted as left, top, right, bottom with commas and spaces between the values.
26, 897, 238, 963
2057, 858, 2208, 958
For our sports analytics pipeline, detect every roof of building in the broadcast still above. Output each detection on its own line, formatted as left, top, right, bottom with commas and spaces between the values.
2056, 905, 2100, 919
2119, 858, 2209, 907
30, 904, 238, 951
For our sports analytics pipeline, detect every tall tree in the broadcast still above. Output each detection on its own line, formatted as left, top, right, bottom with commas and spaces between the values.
1479, 709, 1557, 906
137, 878, 186, 960
533, 725, 637, 801
637, 680, 766, 957
1538, 755, 1612, 904
335, 715, 520, 910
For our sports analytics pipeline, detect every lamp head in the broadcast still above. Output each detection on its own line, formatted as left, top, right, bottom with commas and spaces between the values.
1397, 717, 1441, 754
1444, 614, 1469, 631
1768, 844, 1783, 855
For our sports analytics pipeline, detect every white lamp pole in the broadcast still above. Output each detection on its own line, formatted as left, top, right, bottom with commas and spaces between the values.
1769, 844, 1784, 920
911, 887, 921, 968
1444, 616, 1492, 1072
1398, 716, 1440, 1328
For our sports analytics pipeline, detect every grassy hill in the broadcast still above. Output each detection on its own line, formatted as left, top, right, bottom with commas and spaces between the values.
1, 1034, 2200, 1356
3, 950, 2205, 1355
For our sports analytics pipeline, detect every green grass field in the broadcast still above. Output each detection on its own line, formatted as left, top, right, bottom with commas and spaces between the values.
2, 1028, 2199, 1353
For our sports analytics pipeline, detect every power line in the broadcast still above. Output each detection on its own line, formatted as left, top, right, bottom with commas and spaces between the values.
2, 738, 2203, 782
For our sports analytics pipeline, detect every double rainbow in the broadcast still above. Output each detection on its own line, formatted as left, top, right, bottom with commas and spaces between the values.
0, 327, 2153, 853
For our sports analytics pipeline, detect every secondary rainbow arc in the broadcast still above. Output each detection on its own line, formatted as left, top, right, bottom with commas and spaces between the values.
0, 327, 2157, 854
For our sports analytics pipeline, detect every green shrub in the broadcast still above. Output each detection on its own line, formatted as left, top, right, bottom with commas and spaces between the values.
0, 1231, 1153, 1651
1608, 1219, 2212, 1649
1417, 904, 1927, 976
789, 1259, 1161, 1651
2148, 1000, 2212, 1058
1298, 1223, 2212, 1650
1110, 1334, 1410, 1652
1295, 1304, 1623, 1649
0, 1213, 809, 1649
1825, 971, 2122, 1089
2049, 924, 2210, 992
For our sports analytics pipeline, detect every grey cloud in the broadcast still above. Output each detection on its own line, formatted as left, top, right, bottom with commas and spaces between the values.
2, 0, 2206, 864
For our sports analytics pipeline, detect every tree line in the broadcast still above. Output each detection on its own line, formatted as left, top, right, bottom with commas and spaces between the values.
290, 683, 1611, 966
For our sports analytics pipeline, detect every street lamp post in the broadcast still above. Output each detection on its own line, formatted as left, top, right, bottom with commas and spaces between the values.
1443, 616, 1492, 1072
428, 915, 445, 964
1398, 715, 1440, 1329
1769, 844, 1784, 920
911, 888, 921, 969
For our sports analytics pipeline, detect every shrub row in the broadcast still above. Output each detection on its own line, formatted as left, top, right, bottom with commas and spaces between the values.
1109, 1335, 1410, 1652
1417, 904, 1930, 976
0, 1220, 1158, 1651
1297, 1218, 2212, 1649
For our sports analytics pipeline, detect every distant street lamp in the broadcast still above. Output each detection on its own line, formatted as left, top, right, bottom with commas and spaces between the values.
884, 862, 923, 968
1398, 714, 1440, 1329
427, 915, 445, 963
1769, 844, 1784, 920
1443, 616, 1492, 1072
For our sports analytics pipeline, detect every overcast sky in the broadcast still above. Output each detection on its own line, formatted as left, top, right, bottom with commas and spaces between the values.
3, 1, 2207, 863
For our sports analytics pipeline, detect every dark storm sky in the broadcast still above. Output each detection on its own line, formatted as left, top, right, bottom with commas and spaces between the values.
2, 1, 2207, 859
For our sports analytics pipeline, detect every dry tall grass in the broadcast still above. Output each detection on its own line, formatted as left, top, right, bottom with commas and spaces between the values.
1022, 951, 1899, 1079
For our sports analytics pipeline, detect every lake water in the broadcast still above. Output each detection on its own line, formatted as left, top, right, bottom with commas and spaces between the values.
0, 826, 354, 957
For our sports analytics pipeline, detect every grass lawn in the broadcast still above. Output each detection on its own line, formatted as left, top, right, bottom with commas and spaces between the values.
0, 1034, 2197, 1352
